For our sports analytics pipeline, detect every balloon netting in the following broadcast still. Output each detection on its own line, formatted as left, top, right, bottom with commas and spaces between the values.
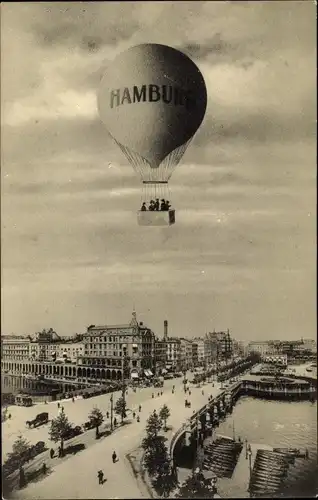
114, 138, 191, 182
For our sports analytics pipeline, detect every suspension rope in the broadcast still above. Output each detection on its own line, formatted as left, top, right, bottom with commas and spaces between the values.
111, 136, 192, 210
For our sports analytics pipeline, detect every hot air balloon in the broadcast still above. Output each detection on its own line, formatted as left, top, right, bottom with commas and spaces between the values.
97, 43, 207, 226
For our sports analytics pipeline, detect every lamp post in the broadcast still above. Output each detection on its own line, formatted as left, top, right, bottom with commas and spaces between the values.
121, 350, 129, 422
248, 447, 252, 479
110, 393, 114, 431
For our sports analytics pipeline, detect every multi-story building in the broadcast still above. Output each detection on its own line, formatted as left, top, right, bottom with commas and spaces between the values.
165, 338, 181, 370
191, 338, 205, 367
247, 341, 272, 357
300, 339, 317, 353
1, 336, 31, 361
191, 342, 198, 367
212, 330, 233, 359
78, 311, 155, 382
154, 338, 167, 374
28, 334, 84, 363
196, 338, 206, 366
54, 342, 84, 363
205, 330, 233, 363
180, 338, 193, 370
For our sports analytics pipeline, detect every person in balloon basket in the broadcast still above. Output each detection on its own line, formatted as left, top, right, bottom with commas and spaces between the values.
149, 200, 155, 211
154, 198, 160, 211
141, 202, 147, 211
161, 199, 171, 211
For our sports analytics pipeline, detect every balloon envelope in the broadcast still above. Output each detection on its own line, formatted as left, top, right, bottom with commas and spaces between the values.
98, 43, 207, 168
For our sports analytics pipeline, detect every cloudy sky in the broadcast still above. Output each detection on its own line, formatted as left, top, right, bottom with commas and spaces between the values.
1, 1, 316, 341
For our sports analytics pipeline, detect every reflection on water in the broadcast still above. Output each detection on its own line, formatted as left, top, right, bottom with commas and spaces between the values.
2, 374, 65, 397
215, 396, 317, 498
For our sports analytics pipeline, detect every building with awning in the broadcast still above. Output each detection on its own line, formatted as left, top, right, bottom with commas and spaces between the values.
144, 369, 153, 377
131, 370, 139, 379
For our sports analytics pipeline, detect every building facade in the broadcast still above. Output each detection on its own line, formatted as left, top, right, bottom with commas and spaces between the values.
165, 338, 181, 370
247, 341, 272, 357
179, 338, 193, 370
1, 336, 31, 361
78, 312, 155, 382
154, 338, 167, 374
191, 338, 205, 367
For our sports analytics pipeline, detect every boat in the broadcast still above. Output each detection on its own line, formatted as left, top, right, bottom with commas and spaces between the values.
306, 367, 313, 372
273, 447, 304, 457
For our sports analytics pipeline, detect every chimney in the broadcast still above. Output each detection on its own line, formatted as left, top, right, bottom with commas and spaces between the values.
164, 320, 168, 341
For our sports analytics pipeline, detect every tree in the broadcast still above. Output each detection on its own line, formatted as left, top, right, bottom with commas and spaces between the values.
88, 407, 104, 439
114, 396, 127, 423
143, 435, 168, 477
176, 470, 212, 499
49, 409, 72, 456
159, 404, 171, 431
7, 435, 32, 489
145, 410, 162, 438
152, 459, 179, 498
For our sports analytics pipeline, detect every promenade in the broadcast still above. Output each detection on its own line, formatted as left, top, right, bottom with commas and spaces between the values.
7, 374, 223, 499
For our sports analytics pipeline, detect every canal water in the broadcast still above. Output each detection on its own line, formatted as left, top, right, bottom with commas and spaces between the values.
2, 374, 65, 400
214, 396, 317, 498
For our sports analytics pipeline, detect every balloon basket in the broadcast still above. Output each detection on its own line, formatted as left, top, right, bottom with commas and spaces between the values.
137, 210, 175, 226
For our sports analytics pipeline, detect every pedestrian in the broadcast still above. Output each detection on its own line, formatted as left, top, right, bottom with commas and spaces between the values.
19, 466, 26, 489
8, 413, 11, 419
57, 402, 60, 409
160, 391, 163, 396
62, 406, 64, 412
173, 385, 175, 390
133, 411, 136, 419
72, 397, 75, 403
139, 404, 142, 412
42, 463, 47, 475
97, 470, 104, 484
202, 390, 204, 395
157, 392, 160, 397
58, 446, 62, 458
114, 417, 117, 427
152, 393, 154, 398
112, 451, 117, 463
50, 448, 54, 459
189, 390, 192, 396
137, 415, 140, 422
172, 389, 174, 394
106, 411, 109, 419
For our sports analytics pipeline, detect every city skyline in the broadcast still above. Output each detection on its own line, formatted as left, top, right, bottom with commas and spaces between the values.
2, 2, 316, 341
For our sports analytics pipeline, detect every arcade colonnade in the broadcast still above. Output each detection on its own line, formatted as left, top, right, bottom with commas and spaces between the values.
1, 360, 123, 382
